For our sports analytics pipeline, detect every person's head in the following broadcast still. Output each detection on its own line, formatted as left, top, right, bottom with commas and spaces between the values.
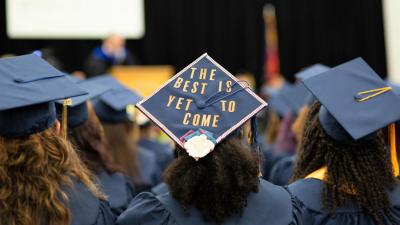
165, 133, 260, 224
91, 75, 143, 180
0, 54, 103, 225
0, 121, 103, 225
69, 102, 121, 174
102, 34, 126, 55
101, 121, 140, 180
291, 101, 396, 225
290, 57, 400, 225
136, 54, 268, 224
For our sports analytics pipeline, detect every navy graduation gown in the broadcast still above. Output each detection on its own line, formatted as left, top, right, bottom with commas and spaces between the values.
261, 143, 288, 181
138, 147, 160, 187
138, 139, 173, 173
65, 179, 116, 225
117, 179, 299, 225
150, 182, 169, 195
269, 155, 296, 186
97, 172, 136, 215
288, 178, 400, 225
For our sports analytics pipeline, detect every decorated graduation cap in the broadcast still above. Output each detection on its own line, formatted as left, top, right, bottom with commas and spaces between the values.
301, 57, 400, 175
295, 64, 330, 81
136, 53, 267, 160
55, 77, 111, 128
91, 75, 142, 123
0, 54, 87, 138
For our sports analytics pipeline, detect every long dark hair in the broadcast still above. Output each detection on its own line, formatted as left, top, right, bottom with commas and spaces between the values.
291, 101, 397, 225
69, 103, 121, 174
102, 121, 140, 180
164, 134, 260, 224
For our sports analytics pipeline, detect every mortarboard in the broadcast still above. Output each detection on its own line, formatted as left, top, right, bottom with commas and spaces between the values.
55, 77, 111, 128
268, 91, 292, 117
302, 58, 400, 141
280, 83, 311, 113
302, 57, 400, 174
136, 53, 267, 160
295, 64, 330, 81
91, 75, 142, 123
0, 54, 87, 138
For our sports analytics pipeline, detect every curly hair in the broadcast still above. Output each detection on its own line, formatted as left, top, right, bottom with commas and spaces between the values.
164, 135, 260, 224
69, 103, 121, 174
290, 101, 397, 225
0, 127, 104, 225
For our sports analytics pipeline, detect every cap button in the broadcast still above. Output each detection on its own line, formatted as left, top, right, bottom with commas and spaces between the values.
196, 100, 206, 109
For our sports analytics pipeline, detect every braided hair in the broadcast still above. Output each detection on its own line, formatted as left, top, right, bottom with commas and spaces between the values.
291, 101, 397, 225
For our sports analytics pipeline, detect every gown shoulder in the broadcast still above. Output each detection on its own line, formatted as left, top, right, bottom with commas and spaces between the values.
66, 179, 116, 225
117, 179, 299, 225
97, 171, 136, 215
287, 178, 400, 225
269, 155, 296, 186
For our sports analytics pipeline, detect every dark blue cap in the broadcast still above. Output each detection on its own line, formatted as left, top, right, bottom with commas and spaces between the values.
91, 75, 142, 123
280, 83, 311, 113
268, 91, 292, 117
0, 54, 87, 138
136, 53, 267, 148
295, 64, 330, 81
301, 57, 400, 142
55, 77, 111, 128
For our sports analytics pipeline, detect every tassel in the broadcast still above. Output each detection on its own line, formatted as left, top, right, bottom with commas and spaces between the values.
251, 116, 263, 177
61, 98, 72, 139
389, 123, 399, 177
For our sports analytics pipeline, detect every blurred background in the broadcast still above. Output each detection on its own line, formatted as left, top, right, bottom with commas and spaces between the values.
0, 0, 399, 91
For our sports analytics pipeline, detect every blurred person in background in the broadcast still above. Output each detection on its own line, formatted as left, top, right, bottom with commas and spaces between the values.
91, 75, 159, 191
84, 34, 139, 77
137, 112, 174, 180
56, 77, 136, 215
267, 64, 329, 185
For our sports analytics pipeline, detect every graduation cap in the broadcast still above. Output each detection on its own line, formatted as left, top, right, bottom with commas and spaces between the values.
268, 91, 292, 117
280, 83, 311, 113
0, 54, 87, 138
301, 57, 400, 175
136, 53, 267, 160
295, 64, 330, 81
91, 75, 142, 123
55, 77, 111, 128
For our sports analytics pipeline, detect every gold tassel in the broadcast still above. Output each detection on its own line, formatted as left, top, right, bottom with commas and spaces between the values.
389, 123, 399, 176
61, 98, 72, 139
355, 86, 392, 102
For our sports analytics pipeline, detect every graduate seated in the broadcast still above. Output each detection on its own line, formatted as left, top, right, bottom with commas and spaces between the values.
0, 54, 115, 225
288, 58, 400, 225
137, 112, 174, 181
117, 54, 299, 225
269, 65, 329, 185
259, 88, 291, 179
92, 75, 159, 191
55, 77, 136, 215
